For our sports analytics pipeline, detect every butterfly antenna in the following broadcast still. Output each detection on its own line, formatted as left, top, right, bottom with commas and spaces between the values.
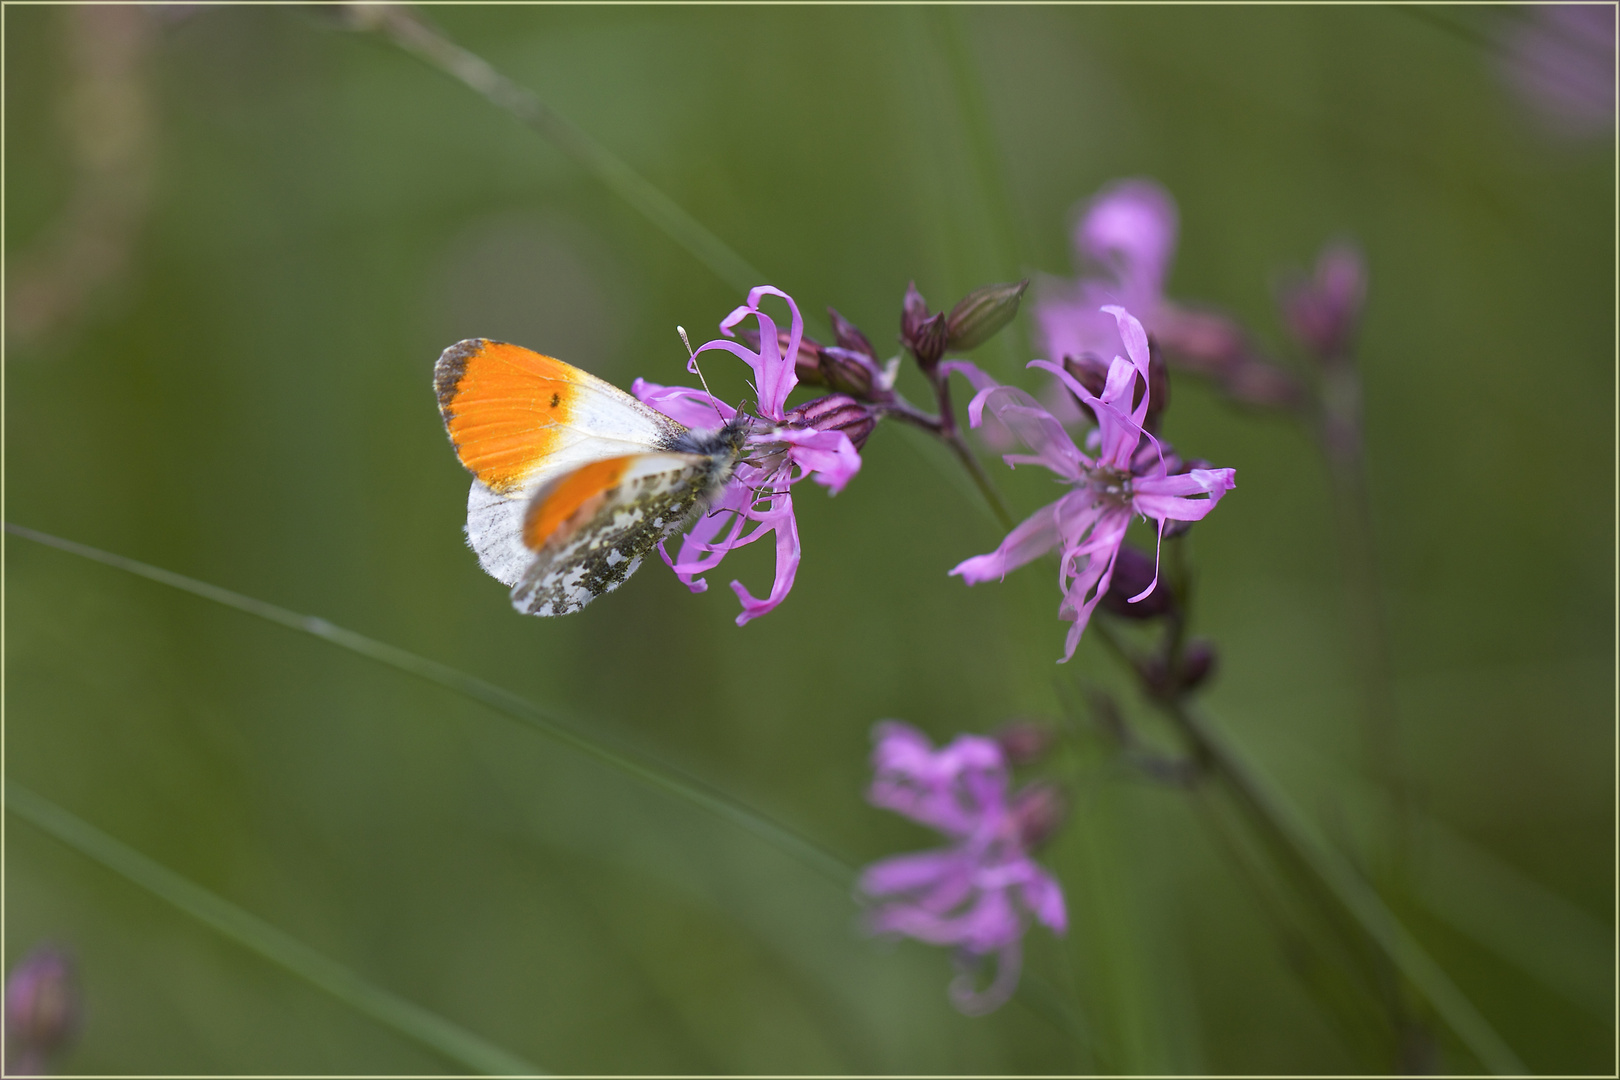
677, 326, 728, 426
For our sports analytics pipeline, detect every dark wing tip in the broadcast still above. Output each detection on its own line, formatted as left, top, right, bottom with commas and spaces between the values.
434, 339, 489, 417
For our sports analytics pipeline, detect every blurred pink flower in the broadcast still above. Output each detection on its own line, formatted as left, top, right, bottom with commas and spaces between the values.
1035, 178, 1179, 384
635, 286, 861, 625
1277, 242, 1367, 361
4, 945, 78, 1075
1022, 178, 1302, 418
1502, 4, 1616, 140
952, 307, 1236, 660
859, 721, 1067, 1015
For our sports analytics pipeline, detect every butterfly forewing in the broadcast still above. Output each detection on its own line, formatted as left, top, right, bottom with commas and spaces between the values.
436, 339, 694, 589
511, 452, 729, 616
435, 339, 685, 496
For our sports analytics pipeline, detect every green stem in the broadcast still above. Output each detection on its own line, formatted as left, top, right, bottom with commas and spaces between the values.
1318, 359, 1411, 866
1090, 619, 1524, 1074
6, 784, 544, 1077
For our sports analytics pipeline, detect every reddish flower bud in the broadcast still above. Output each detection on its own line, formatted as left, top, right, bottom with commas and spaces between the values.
1009, 782, 1069, 850
783, 393, 877, 451
993, 720, 1058, 766
900, 282, 950, 370
1177, 638, 1217, 692
1100, 545, 1176, 618
828, 307, 878, 361
1278, 243, 1366, 362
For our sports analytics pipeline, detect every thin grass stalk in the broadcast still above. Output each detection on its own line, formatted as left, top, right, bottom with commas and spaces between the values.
5, 523, 1092, 1050
5, 784, 544, 1077
349, 4, 765, 297
5, 522, 851, 889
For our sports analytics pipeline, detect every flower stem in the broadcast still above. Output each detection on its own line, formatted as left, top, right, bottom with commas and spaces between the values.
1317, 359, 1411, 867
1090, 622, 1520, 1073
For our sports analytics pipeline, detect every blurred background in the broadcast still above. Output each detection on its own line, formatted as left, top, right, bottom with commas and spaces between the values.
4, 3, 1613, 1074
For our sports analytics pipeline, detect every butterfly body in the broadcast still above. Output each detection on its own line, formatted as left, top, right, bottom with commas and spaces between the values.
435, 338, 746, 615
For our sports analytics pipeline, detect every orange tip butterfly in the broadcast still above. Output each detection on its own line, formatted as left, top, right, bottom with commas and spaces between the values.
434, 339, 748, 616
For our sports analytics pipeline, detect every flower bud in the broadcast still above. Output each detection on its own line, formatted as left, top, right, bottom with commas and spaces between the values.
783, 393, 877, 450
945, 280, 1028, 352
1278, 243, 1366, 362
1009, 782, 1068, 851
5, 946, 79, 1069
828, 307, 878, 361
817, 346, 882, 399
1100, 545, 1175, 618
900, 282, 950, 370
1177, 638, 1217, 692
992, 720, 1058, 766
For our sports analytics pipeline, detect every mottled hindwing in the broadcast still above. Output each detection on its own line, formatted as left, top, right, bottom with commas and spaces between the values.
510, 452, 731, 616
434, 339, 691, 588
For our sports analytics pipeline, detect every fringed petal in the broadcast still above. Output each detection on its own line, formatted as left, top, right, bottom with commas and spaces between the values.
950, 500, 1063, 585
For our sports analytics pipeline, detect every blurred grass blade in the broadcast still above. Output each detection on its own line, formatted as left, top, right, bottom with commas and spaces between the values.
349, 4, 765, 296
5, 783, 544, 1077
1190, 706, 1529, 1075
5, 522, 852, 889
6, 523, 1093, 1049
1412, 813, 1614, 1022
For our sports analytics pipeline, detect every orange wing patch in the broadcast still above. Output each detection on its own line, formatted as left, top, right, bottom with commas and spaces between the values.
523, 455, 633, 551
435, 339, 580, 494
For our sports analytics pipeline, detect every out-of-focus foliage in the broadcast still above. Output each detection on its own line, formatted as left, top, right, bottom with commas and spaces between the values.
5, 5, 1612, 1074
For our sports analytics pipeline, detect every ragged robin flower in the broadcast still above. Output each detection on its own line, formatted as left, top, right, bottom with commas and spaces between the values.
634, 286, 863, 625
950, 306, 1236, 661
859, 722, 1067, 1015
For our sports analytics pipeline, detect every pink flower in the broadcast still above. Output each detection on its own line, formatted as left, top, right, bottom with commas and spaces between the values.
1034, 179, 1178, 421
634, 286, 861, 625
1025, 179, 1301, 416
1501, 4, 1616, 140
951, 306, 1236, 661
859, 722, 1067, 1016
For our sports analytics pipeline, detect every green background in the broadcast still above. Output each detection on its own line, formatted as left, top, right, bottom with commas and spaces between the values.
5, 3, 1612, 1074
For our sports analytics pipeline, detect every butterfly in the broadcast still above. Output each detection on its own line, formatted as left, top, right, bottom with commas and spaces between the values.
434, 339, 748, 616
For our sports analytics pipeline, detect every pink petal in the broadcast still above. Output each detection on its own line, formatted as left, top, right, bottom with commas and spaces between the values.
950, 501, 1063, 585
632, 379, 737, 429
730, 496, 800, 626
937, 359, 1000, 394
1130, 467, 1236, 522
859, 849, 966, 897
1079, 178, 1178, 303
774, 427, 861, 493
966, 385, 1085, 480
719, 286, 802, 418
1019, 867, 1068, 934
949, 939, 1023, 1016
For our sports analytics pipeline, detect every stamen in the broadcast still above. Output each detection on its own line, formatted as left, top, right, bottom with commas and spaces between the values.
677, 325, 728, 426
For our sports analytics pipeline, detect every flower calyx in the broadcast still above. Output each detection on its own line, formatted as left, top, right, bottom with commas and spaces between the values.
992, 719, 1059, 766
903, 280, 1030, 372
1009, 781, 1068, 850
947, 280, 1029, 352
783, 392, 878, 451
901, 281, 950, 371
1100, 545, 1177, 619
736, 307, 894, 402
